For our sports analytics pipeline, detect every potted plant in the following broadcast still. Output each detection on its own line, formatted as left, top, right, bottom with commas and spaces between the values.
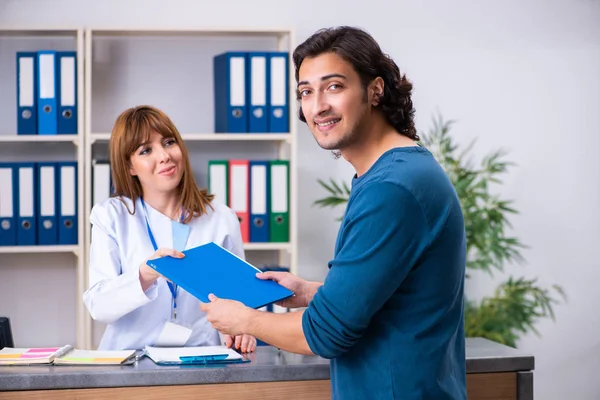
312, 114, 565, 347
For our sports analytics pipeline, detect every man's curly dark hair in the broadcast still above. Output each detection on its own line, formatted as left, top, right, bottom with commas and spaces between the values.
293, 26, 418, 141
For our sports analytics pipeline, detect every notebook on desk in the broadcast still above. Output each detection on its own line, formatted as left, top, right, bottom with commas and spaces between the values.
146, 242, 294, 309
0, 346, 136, 366
0, 345, 72, 365
54, 349, 137, 365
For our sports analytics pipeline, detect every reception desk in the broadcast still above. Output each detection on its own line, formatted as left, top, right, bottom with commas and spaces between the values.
0, 337, 533, 399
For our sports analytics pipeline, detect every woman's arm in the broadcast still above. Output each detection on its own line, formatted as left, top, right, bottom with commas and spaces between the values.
82, 204, 159, 324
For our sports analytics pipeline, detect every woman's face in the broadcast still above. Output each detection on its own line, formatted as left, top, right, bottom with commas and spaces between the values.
129, 130, 184, 197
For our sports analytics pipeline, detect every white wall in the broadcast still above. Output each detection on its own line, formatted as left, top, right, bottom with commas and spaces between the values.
1, 0, 599, 398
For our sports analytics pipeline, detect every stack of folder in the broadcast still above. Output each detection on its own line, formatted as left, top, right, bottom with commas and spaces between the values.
213, 51, 289, 133
16, 51, 78, 135
208, 159, 289, 243
90, 159, 291, 246
0, 161, 78, 246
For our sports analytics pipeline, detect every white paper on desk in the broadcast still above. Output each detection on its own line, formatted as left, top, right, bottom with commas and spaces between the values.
144, 345, 242, 363
153, 321, 192, 347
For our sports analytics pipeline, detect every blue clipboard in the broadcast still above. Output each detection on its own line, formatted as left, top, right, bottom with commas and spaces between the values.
146, 242, 294, 309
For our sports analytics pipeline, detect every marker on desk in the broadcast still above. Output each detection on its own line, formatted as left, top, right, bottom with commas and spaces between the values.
55, 345, 74, 359
135, 349, 147, 361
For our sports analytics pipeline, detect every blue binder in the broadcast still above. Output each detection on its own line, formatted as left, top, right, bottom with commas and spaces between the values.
246, 52, 268, 133
267, 52, 289, 133
57, 162, 77, 244
249, 160, 270, 242
214, 52, 248, 133
36, 162, 58, 245
16, 163, 37, 246
16, 52, 38, 135
0, 164, 18, 246
146, 242, 294, 309
36, 51, 58, 135
56, 52, 77, 135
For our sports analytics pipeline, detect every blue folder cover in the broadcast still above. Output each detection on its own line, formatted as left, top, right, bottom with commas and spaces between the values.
146, 242, 294, 309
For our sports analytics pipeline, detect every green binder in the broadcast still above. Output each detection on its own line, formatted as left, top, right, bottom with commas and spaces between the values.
269, 160, 289, 242
208, 160, 229, 205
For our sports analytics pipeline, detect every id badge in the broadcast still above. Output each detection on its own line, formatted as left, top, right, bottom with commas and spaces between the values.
154, 321, 192, 347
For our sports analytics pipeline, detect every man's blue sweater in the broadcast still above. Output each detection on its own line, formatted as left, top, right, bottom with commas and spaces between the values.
302, 146, 467, 399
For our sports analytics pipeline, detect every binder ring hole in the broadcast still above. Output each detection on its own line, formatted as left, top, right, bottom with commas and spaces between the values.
43, 220, 53, 229
22, 220, 31, 230
64, 220, 73, 228
275, 216, 284, 224
254, 218, 264, 228
43, 105, 52, 113
62, 110, 72, 119
1, 220, 10, 230
232, 109, 243, 118
22, 110, 32, 119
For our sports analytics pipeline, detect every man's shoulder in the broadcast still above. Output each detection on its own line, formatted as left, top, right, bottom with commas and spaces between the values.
378, 147, 455, 200
348, 148, 460, 226
356, 146, 446, 188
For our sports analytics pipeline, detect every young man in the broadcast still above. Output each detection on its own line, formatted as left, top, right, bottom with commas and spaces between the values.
200, 26, 467, 399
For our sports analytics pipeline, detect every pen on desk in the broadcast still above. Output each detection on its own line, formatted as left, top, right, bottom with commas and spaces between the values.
55, 344, 74, 359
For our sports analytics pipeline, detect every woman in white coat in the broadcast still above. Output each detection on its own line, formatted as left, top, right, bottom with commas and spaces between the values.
83, 105, 256, 353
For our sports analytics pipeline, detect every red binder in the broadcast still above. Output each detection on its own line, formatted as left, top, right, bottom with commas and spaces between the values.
228, 160, 250, 242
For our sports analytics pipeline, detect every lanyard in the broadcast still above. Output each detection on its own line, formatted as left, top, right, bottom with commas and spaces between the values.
140, 198, 180, 319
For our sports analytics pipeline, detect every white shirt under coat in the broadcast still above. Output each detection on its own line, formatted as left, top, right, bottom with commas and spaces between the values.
83, 196, 244, 350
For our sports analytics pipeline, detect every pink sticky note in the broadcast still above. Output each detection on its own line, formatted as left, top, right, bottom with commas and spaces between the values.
20, 353, 51, 358
25, 348, 59, 353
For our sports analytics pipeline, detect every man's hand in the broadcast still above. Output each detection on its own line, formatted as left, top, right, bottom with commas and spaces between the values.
256, 271, 322, 308
200, 294, 254, 336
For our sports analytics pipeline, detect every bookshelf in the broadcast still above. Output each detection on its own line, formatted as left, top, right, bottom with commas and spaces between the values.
0, 134, 79, 144
89, 132, 293, 143
0, 245, 79, 255
83, 27, 298, 349
0, 28, 86, 349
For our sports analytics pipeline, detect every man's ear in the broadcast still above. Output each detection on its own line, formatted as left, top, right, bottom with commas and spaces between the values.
370, 77, 385, 106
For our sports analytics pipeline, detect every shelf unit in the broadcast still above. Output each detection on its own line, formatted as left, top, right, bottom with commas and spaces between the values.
0, 134, 79, 144
83, 27, 298, 349
0, 28, 86, 348
0, 245, 80, 255
89, 132, 293, 143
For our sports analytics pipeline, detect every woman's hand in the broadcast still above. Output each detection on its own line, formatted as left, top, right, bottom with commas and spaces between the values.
139, 247, 184, 291
224, 334, 257, 353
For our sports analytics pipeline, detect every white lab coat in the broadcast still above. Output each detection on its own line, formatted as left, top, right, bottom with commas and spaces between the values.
83, 196, 244, 350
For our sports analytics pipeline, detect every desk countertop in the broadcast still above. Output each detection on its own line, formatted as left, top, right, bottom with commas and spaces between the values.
0, 337, 534, 391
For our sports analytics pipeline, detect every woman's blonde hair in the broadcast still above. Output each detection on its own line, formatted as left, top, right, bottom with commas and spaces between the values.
109, 105, 213, 223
